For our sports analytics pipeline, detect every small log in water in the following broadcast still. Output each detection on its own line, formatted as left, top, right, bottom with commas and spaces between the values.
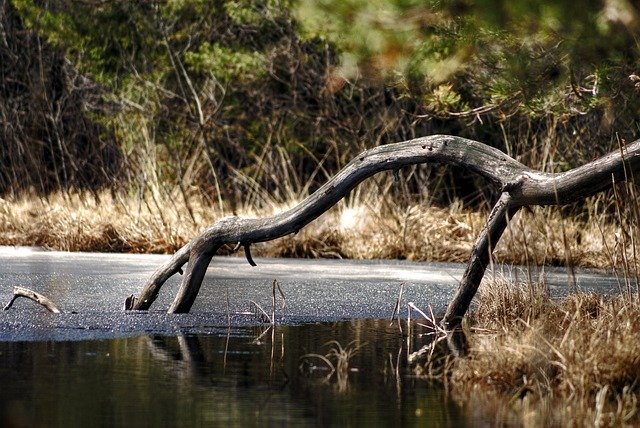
4, 286, 62, 313
131, 134, 640, 330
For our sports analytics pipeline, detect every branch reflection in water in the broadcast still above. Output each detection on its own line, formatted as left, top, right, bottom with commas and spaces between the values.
0, 320, 472, 426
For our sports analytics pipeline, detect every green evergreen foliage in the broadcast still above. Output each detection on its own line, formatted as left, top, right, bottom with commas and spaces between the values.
0, 0, 121, 194
2, 0, 639, 205
297, 0, 640, 119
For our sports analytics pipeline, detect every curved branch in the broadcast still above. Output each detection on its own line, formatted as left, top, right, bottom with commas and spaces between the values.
441, 192, 520, 329
4, 286, 61, 313
131, 135, 640, 320
243, 244, 257, 266
133, 242, 192, 310
514, 142, 640, 205
134, 135, 524, 311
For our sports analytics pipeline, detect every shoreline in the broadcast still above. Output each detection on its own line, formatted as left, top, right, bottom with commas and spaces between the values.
3, 196, 640, 425
0, 191, 627, 270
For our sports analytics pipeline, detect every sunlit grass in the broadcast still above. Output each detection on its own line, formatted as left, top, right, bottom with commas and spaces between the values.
415, 278, 640, 426
0, 191, 212, 253
0, 184, 633, 275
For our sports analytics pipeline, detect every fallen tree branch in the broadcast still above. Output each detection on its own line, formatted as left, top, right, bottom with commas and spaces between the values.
4, 286, 62, 313
441, 192, 520, 328
131, 134, 640, 329
133, 135, 528, 312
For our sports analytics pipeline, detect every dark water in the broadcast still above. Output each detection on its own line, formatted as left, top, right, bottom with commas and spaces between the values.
0, 248, 624, 426
0, 320, 470, 427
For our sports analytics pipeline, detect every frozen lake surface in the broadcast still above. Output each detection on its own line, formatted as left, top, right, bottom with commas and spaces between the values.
0, 246, 623, 341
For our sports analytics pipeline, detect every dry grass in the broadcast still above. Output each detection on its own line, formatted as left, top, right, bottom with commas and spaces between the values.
416, 278, 640, 427
0, 184, 635, 274
0, 191, 216, 253
264, 185, 634, 272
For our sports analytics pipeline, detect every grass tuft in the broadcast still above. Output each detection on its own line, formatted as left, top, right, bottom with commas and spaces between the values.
0, 185, 636, 275
417, 279, 640, 426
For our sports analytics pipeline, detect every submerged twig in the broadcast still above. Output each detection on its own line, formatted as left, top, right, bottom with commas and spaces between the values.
252, 325, 272, 345
299, 353, 336, 381
4, 286, 62, 313
249, 300, 272, 324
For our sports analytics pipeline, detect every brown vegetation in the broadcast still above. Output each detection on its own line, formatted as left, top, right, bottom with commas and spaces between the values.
0, 181, 634, 272
416, 279, 640, 426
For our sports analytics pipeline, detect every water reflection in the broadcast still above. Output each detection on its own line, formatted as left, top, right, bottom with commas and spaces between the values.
0, 320, 470, 426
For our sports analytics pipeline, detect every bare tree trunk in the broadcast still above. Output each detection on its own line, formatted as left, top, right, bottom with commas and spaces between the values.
131, 135, 640, 329
441, 193, 521, 329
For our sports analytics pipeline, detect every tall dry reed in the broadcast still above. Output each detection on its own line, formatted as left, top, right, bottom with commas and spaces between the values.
416, 279, 640, 427
411, 173, 640, 426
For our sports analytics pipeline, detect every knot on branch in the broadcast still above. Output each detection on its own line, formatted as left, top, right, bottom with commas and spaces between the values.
501, 175, 526, 193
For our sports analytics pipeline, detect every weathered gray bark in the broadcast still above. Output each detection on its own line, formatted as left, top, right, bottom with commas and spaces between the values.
131, 134, 640, 329
441, 193, 521, 329
134, 242, 192, 310
4, 286, 62, 313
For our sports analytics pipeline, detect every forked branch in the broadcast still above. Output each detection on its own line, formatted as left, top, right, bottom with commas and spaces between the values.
131, 134, 640, 329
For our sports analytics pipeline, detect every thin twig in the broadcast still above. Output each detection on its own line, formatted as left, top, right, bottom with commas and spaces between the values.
275, 279, 287, 312
390, 282, 405, 321
271, 279, 276, 326
249, 300, 272, 324
252, 325, 272, 345
390, 282, 405, 334
4, 286, 61, 313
